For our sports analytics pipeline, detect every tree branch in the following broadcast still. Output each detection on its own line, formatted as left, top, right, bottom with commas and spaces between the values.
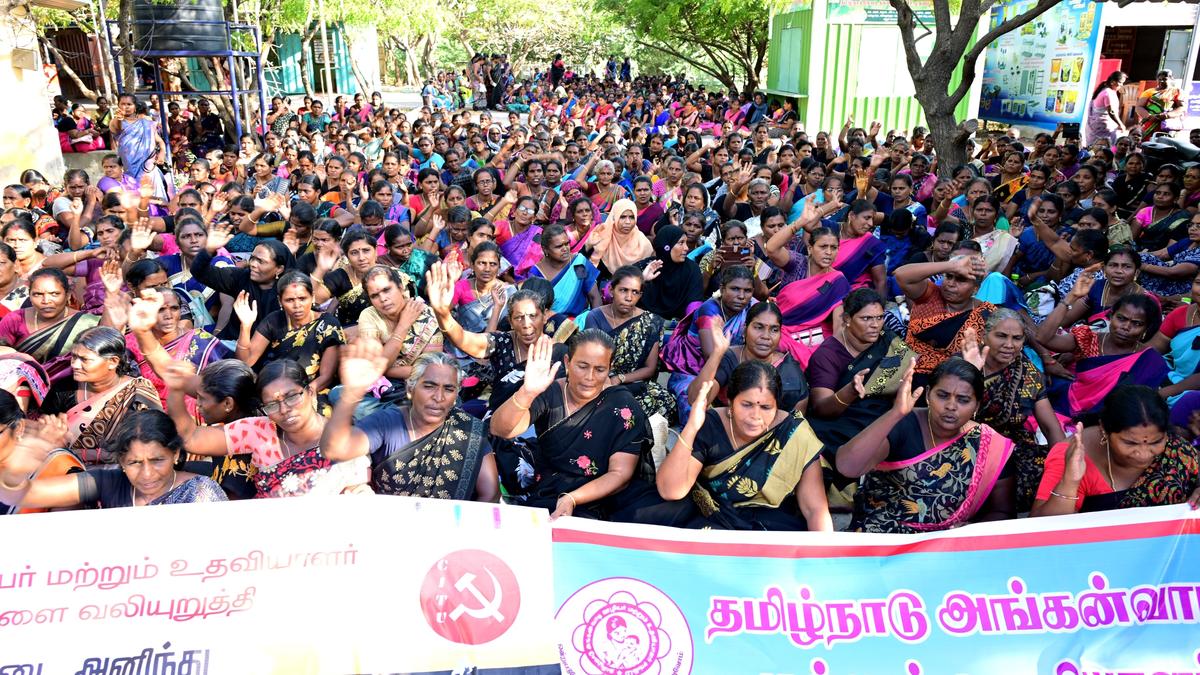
932, 0, 951, 37
945, 0, 1058, 107
636, 39, 734, 88
39, 35, 99, 100
890, 0, 927, 85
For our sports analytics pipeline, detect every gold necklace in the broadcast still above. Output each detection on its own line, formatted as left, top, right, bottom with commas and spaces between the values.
1188, 303, 1198, 327
1102, 433, 1117, 488
925, 410, 953, 447
838, 328, 863, 357
724, 410, 743, 449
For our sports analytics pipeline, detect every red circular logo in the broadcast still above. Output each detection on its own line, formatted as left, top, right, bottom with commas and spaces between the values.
420, 549, 521, 645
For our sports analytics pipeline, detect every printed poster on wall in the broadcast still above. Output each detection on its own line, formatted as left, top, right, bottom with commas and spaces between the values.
552, 505, 1200, 675
827, 0, 935, 24
978, 0, 1103, 128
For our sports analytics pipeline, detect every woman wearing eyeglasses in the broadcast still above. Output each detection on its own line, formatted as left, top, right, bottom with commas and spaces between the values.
494, 193, 543, 279
162, 358, 369, 498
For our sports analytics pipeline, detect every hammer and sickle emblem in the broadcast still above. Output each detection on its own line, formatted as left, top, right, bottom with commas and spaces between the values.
448, 568, 505, 622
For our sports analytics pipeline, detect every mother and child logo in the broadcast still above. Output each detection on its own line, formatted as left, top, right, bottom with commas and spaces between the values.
557, 577, 694, 675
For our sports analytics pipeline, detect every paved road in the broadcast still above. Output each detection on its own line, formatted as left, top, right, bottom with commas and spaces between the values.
378, 88, 424, 111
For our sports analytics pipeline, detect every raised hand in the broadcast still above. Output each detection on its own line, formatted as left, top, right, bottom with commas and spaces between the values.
206, 222, 234, 254
338, 338, 390, 394
209, 195, 228, 214
127, 288, 164, 333
100, 258, 124, 295
521, 334, 561, 396
281, 228, 300, 255
315, 245, 340, 274
159, 360, 197, 393
709, 318, 730, 355
869, 120, 882, 136
138, 174, 155, 200
1067, 263, 1102, 304
892, 356, 924, 415
489, 284, 506, 308
960, 327, 990, 371
1, 415, 69, 480
425, 262, 454, 315
798, 196, 819, 226
118, 191, 141, 221
855, 170, 871, 195
445, 258, 465, 283
1062, 423, 1087, 487
428, 214, 446, 234
642, 259, 664, 281
685, 380, 715, 435
129, 218, 155, 254
232, 290, 258, 327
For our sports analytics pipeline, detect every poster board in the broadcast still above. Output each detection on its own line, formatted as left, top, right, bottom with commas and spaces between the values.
978, 0, 1104, 128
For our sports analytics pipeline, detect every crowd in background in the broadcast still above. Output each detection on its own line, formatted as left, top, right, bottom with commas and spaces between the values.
3, 57, 1199, 530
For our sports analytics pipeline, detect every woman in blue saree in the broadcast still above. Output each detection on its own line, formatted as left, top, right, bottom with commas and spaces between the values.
662, 265, 756, 421
1150, 269, 1200, 405
775, 227, 852, 368
526, 225, 600, 318
834, 200, 887, 298
108, 94, 168, 202
1038, 291, 1169, 419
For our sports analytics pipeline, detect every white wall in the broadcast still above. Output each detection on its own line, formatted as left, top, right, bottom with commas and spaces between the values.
1102, 1, 1196, 28
345, 25, 380, 93
0, 7, 65, 184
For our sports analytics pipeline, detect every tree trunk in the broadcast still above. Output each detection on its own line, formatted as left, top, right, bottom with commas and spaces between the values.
392, 37, 419, 86
299, 25, 319, 98
923, 102, 970, 178
198, 58, 238, 140
341, 30, 371, 94
40, 36, 100, 101
458, 31, 475, 60
116, 0, 136, 93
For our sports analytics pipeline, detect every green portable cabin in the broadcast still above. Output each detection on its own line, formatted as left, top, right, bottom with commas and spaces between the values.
185, 24, 361, 97
766, 0, 979, 136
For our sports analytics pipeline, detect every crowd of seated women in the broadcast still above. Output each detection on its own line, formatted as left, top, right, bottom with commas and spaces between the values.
0, 75, 1197, 532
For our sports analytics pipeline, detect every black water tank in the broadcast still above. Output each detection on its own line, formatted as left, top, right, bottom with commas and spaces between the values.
132, 0, 230, 54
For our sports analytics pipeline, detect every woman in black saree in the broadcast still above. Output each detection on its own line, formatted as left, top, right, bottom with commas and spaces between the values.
657, 360, 832, 531
575, 265, 675, 419
321, 345, 499, 501
807, 288, 914, 450
490, 329, 692, 524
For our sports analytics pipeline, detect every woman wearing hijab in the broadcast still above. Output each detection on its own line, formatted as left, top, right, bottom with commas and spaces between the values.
587, 199, 653, 277
639, 225, 704, 321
